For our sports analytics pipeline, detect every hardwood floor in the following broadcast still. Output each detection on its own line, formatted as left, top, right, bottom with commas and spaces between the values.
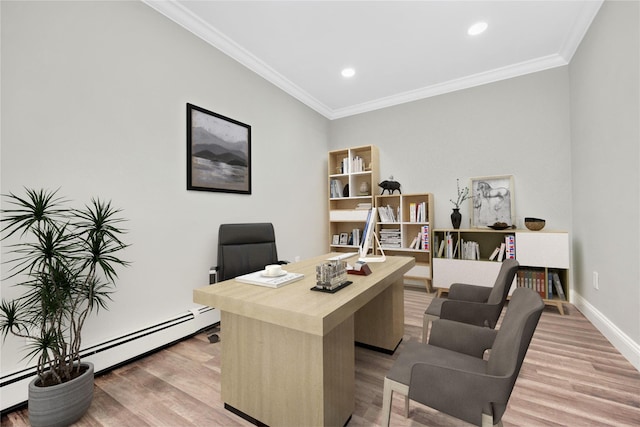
3, 286, 640, 426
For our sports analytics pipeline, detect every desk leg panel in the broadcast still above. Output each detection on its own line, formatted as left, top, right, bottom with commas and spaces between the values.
221, 311, 354, 426
354, 278, 404, 352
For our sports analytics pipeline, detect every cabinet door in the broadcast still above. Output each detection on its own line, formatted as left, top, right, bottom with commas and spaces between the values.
433, 259, 504, 289
515, 232, 569, 269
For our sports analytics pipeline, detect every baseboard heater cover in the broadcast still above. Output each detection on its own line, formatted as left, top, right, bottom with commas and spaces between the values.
0, 306, 219, 413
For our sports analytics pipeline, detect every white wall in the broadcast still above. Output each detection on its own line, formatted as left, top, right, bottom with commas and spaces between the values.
1, 0, 328, 376
329, 68, 572, 235
569, 0, 640, 367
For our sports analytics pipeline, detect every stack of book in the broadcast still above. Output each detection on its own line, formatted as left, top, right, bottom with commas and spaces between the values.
379, 228, 401, 248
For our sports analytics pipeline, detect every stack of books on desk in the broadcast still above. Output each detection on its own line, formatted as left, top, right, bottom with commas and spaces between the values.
236, 271, 304, 288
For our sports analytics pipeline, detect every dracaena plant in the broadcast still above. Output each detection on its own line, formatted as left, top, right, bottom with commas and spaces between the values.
0, 188, 129, 386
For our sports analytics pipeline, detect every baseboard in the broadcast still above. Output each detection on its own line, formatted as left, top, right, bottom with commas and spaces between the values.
0, 306, 220, 413
572, 292, 640, 371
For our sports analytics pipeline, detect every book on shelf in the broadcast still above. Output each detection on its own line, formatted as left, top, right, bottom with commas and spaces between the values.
408, 201, 427, 223
236, 271, 305, 288
437, 239, 445, 257
462, 240, 479, 260
505, 234, 516, 259
356, 202, 372, 210
351, 155, 364, 173
421, 225, 430, 251
497, 243, 506, 262
330, 179, 344, 198
488, 246, 500, 261
377, 205, 397, 222
551, 272, 566, 301
409, 235, 418, 249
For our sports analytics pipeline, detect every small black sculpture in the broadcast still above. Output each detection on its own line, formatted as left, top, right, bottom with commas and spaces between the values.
379, 177, 401, 195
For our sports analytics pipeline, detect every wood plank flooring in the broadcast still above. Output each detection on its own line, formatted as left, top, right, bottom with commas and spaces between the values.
3, 286, 640, 426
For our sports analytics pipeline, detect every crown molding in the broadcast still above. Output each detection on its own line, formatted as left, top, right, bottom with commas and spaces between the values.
143, 0, 600, 121
329, 54, 568, 120
557, 0, 604, 62
142, 0, 334, 118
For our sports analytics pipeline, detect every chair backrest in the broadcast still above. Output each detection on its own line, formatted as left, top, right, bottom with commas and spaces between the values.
486, 259, 520, 305
217, 223, 279, 281
486, 287, 544, 422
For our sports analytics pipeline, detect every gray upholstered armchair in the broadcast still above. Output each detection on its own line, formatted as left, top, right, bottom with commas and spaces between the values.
423, 258, 519, 342
382, 287, 544, 427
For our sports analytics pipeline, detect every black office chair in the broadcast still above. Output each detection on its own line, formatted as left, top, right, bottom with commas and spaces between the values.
423, 259, 519, 342
207, 223, 287, 342
382, 287, 544, 427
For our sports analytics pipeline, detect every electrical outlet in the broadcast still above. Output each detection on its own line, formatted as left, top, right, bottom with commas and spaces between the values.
593, 271, 599, 290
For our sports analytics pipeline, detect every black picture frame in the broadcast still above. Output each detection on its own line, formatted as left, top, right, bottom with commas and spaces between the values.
187, 103, 251, 194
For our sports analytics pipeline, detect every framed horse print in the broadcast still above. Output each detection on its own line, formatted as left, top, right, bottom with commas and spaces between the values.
470, 175, 515, 228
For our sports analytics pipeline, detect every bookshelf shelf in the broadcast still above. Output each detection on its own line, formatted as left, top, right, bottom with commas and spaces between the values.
375, 193, 434, 292
432, 228, 570, 314
328, 145, 379, 252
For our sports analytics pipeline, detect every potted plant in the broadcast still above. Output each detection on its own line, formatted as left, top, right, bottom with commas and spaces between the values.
450, 178, 470, 229
0, 188, 129, 426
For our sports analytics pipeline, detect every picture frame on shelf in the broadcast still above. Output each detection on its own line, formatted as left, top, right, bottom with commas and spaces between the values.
186, 103, 251, 194
339, 233, 349, 245
470, 175, 515, 228
332, 235, 340, 245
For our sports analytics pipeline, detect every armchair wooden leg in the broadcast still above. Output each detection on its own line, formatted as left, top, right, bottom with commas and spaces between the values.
382, 376, 410, 427
423, 313, 437, 343
482, 413, 503, 427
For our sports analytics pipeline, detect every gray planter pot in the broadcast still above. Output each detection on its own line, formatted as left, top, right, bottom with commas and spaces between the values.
28, 362, 94, 427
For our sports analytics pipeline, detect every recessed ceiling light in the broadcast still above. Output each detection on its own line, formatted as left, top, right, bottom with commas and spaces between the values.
341, 68, 356, 78
468, 21, 488, 36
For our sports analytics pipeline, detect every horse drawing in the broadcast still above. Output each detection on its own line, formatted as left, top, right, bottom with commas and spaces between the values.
473, 181, 511, 225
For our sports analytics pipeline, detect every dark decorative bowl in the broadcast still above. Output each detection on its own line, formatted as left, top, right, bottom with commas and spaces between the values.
488, 222, 510, 230
525, 217, 546, 231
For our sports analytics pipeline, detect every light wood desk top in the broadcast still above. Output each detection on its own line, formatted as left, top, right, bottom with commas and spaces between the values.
193, 253, 415, 336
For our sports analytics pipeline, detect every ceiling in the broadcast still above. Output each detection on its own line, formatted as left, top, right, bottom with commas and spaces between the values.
144, 1, 603, 119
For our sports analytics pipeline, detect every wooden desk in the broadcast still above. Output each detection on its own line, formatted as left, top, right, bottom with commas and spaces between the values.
193, 254, 414, 427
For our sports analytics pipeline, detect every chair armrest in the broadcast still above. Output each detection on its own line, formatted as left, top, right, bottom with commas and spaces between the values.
440, 300, 503, 328
429, 319, 497, 358
448, 283, 492, 302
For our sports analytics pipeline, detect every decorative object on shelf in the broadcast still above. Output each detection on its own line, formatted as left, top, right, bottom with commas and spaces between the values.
488, 222, 512, 230
342, 184, 350, 197
525, 217, 546, 231
449, 178, 470, 229
379, 176, 401, 194
450, 208, 462, 229
187, 103, 251, 194
0, 188, 130, 426
359, 181, 370, 196
470, 175, 515, 228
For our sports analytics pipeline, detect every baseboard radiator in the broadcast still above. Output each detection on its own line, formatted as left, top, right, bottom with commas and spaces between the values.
0, 306, 219, 413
